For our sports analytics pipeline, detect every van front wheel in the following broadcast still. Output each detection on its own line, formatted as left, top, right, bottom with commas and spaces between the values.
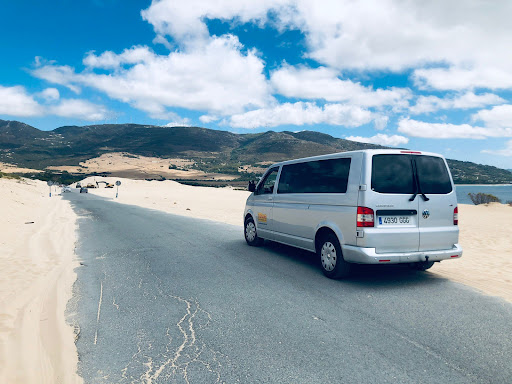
318, 234, 351, 279
244, 217, 263, 246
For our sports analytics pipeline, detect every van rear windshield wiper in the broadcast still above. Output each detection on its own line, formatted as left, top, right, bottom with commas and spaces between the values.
409, 158, 430, 202
409, 191, 430, 202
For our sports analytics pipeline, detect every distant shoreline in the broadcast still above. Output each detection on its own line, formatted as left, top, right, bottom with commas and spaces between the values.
455, 184, 512, 186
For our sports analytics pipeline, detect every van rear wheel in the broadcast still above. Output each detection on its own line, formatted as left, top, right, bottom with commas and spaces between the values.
244, 217, 263, 246
409, 261, 435, 271
318, 233, 351, 279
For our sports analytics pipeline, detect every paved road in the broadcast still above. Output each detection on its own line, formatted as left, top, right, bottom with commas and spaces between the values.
64, 191, 512, 384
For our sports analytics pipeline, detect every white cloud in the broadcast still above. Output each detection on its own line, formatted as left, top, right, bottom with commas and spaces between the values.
482, 140, 512, 156
33, 36, 271, 117
0, 85, 44, 117
141, 0, 512, 91
397, 118, 512, 139
373, 116, 389, 130
270, 65, 411, 108
163, 112, 191, 126
0, 85, 109, 121
228, 102, 374, 129
141, 0, 292, 47
199, 115, 220, 123
472, 105, 512, 129
413, 67, 512, 91
83, 46, 156, 69
32, 64, 81, 93
48, 99, 109, 121
38, 88, 60, 102
410, 92, 505, 114
346, 133, 409, 147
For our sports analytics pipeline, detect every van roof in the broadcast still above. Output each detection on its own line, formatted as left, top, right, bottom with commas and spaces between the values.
267, 149, 446, 168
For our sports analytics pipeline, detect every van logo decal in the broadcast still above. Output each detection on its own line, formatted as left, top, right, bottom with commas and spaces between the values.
422, 210, 430, 219
258, 213, 267, 223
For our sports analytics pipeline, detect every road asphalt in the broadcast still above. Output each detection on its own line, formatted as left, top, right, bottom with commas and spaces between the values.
64, 191, 512, 384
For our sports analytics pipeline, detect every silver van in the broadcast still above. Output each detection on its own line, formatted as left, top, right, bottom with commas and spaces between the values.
243, 149, 462, 279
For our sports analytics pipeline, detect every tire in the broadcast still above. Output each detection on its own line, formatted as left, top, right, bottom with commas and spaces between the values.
409, 261, 435, 271
244, 217, 263, 246
318, 233, 351, 279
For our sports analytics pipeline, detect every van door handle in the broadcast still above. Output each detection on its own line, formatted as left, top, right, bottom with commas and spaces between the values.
267, 196, 273, 201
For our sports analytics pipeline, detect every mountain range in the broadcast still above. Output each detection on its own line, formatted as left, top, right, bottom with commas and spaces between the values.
1, 119, 511, 184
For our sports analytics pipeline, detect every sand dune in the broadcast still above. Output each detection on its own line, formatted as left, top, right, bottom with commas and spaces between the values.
0, 178, 81, 384
47, 152, 237, 180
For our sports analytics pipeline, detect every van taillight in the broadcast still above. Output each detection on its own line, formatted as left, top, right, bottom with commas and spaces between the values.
453, 206, 458, 225
357, 206, 374, 227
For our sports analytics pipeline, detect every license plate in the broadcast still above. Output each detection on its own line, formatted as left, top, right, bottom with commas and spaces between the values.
379, 216, 411, 225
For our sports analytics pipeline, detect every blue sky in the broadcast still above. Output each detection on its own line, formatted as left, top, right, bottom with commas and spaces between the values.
1, 0, 512, 169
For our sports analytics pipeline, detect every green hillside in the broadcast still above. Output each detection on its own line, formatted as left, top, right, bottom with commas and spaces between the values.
1, 119, 511, 184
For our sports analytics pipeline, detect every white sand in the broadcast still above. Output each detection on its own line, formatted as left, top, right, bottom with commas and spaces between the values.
47, 152, 237, 180
85, 176, 512, 303
433, 203, 512, 302
0, 162, 42, 174
0, 178, 81, 384
2, 175, 509, 382
80, 176, 250, 226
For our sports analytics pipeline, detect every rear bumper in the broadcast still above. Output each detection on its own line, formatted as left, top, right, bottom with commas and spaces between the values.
341, 244, 463, 264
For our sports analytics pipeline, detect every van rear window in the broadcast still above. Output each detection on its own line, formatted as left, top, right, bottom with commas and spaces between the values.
415, 156, 453, 194
372, 154, 452, 194
277, 158, 351, 194
371, 155, 415, 194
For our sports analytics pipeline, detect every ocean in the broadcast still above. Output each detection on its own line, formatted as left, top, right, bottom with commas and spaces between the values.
455, 184, 512, 205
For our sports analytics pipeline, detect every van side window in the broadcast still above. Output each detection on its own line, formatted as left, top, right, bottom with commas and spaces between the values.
416, 156, 453, 194
277, 158, 351, 194
256, 167, 279, 195
372, 155, 415, 194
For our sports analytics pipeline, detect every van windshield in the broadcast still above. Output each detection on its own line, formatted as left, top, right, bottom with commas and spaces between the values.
371, 154, 452, 194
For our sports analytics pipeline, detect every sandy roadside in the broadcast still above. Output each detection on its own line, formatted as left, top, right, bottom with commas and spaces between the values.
0, 178, 82, 384
84, 176, 512, 304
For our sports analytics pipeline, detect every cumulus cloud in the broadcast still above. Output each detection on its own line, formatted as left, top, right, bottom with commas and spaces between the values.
0, 85, 44, 117
163, 112, 191, 127
482, 140, 512, 156
472, 105, 512, 129
141, 0, 512, 91
228, 102, 374, 129
397, 118, 512, 139
32, 64, 81, 93
413, 67, 512, 91
410, 92, 505, 114
38, 88, 60, 102
48, 99, 110, 121
270, 65, 411, 108
32, 36, 271, 117
141, 0, 292, 46
83, 46, 155, 69
199, 115, 220, 124
346, 133, 409, 147
0, 85, 109, 121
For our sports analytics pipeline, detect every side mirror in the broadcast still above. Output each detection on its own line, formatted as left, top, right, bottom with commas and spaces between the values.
248, 180, 256, 192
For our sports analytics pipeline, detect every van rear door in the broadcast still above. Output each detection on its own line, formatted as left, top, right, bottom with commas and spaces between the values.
364, 154, 420, 253
415, 156, 459, 251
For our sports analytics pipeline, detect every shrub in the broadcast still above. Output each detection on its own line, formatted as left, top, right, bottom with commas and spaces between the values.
468, 192, 501, 205
0, 172, 21, 180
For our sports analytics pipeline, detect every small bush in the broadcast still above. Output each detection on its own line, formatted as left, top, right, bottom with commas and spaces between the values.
0, 172, 21, 180
468, 192, 501, 205
507, 200, 512, 207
